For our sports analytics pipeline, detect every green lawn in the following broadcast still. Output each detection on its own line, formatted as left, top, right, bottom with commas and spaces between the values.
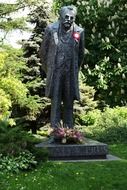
1, 144, 127, 190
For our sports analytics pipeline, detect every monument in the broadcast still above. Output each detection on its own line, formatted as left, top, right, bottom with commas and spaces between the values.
39, 5, 108, 160
40, 5, 84, 128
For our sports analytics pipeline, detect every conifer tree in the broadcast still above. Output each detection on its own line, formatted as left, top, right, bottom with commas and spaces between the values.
0, 0, 40, 44
22, 1, 53, 131
23, 2, 50, 96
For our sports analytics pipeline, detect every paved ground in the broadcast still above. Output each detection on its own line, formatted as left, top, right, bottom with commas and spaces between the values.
50, 154, 121, 162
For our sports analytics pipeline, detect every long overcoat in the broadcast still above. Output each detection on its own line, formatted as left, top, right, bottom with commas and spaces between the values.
40, 21, 84, 100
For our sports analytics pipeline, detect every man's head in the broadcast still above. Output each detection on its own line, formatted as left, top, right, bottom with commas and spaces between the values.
59, 5, 77, 30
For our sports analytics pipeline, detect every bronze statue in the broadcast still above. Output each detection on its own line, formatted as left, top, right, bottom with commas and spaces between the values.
40, 5, 84, 128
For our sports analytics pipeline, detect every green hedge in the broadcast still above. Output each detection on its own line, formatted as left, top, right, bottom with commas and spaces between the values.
83, 107, 127, 143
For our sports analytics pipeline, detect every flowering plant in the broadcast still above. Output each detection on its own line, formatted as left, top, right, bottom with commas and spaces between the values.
51, 127, 84, 144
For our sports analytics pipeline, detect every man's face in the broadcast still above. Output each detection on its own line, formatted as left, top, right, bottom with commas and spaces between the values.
61, 9, 75, 30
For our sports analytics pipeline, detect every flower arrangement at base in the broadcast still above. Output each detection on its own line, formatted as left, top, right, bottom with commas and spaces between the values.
51, 127, 84, 144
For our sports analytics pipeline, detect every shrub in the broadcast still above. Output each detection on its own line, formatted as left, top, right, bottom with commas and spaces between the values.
77, 109, 101, 126
0, 151, 37, 173
0, 47, 43, 132
84, 107, 127, 143
0, 118, 49, 164
74, 73, 98, 125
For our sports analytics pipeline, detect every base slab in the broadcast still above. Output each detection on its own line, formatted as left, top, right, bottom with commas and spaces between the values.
36, 138, 108, 160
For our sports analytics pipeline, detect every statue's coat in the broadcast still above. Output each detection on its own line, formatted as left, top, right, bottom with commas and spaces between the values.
40, 21, 84, 100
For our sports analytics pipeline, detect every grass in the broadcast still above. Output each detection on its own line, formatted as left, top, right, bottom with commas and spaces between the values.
0, 143, 127, 190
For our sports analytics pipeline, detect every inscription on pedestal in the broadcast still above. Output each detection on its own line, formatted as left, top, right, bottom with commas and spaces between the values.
36, 138, 108, 160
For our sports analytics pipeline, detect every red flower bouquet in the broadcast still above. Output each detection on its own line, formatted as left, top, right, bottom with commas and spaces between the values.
51, 127, 84, 144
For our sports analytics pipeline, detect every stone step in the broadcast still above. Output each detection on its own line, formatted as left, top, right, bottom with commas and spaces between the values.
35, 138, 108, 160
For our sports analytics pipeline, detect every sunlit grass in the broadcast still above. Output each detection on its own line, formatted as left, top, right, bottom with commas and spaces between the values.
0, 144, 127, 190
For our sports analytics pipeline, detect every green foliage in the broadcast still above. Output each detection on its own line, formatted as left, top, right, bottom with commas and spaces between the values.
0, 118, 49, 166
0, 76, 28, 106
23, 2, 51, 93
78, 109, 101, 126
0, 49, 28, 107
75, 75, 97, 111
74, 73, 97, 125
22, 2, 53, 130
54, 0, 127, 107
0, 3, 17, 17
84, 107, 127, 143
0, 3, 26, 44
0, 18, 28, 32
0, 47, 27, 84
0, 0, 43, 44
0, 151, 37, 173
24, 95, 42, 120
0, 46, 43, 129
0, 123, 34, 156
0, 89, 11, 115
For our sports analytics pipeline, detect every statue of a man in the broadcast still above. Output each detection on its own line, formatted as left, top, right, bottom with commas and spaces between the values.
40, 5, 84, 128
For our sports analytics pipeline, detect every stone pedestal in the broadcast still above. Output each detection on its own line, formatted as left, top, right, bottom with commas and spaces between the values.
35, 138, 108, 160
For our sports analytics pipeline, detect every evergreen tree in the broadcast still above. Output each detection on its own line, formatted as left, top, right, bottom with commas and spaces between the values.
23, 2, 50, 96
0, 0, 43, 44
22, 1, 53, 132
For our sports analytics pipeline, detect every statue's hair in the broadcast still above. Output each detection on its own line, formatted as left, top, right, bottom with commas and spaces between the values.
59, 5, 77, 17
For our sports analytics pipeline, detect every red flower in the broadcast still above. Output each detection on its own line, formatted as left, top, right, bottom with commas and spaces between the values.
51, 127, 84, 144
73, 32, 80, 41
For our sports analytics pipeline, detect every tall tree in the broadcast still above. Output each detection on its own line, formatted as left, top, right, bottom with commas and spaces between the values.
0, 0, 42, 44
22, 1, 53, 132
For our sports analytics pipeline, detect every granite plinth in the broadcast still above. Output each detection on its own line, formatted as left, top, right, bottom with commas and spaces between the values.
36, 138, 108, 160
